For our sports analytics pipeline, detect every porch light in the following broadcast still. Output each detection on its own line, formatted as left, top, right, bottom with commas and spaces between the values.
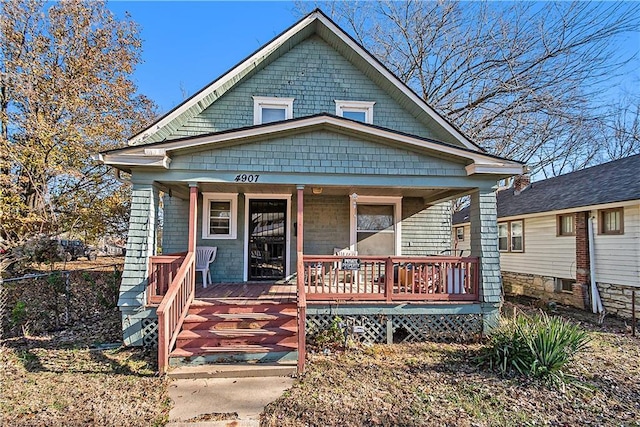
312, 187, 323, 194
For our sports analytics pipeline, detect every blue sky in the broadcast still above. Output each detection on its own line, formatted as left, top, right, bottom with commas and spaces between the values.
108, 1, 301, 113
107, 1, 639, 116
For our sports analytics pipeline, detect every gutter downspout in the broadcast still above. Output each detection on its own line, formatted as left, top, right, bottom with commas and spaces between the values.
587, 216, 604, 314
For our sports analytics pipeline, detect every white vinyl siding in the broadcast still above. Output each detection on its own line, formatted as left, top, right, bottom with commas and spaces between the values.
453, 225, 471, 254
500, 216, 576, 279
593, 205, 640, 287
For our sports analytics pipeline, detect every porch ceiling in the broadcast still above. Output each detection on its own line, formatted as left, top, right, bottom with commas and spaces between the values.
157, 181, 473, 204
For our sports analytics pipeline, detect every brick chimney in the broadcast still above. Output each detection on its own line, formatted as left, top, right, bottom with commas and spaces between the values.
513, 174, 531, 193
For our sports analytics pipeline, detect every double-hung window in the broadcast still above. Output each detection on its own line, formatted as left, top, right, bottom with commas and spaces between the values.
599, 207, 623, 235
335, 100, 375, 124
202, 193, 238, 239
253, 96, 294, 125
498, 220, 524, 252
557, 214, 575, 236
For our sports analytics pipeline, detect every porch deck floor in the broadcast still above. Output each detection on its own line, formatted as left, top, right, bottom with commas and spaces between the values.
194, 282, 297, 305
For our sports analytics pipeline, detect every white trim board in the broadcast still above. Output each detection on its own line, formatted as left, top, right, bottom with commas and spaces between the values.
455, 199, 640, 226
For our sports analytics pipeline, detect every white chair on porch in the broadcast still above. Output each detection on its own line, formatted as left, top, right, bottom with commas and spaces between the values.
195, 246, 217, 288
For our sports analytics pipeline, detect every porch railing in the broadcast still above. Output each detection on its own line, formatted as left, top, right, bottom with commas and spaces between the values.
156, 251, 196, 374
301, 255, 479, 302
147, 253, 187, 305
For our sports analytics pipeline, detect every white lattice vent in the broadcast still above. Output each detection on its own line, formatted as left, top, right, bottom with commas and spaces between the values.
141, 318, 158, 348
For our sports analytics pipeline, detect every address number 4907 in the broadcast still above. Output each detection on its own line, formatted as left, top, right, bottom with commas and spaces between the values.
234, 174, 260, 183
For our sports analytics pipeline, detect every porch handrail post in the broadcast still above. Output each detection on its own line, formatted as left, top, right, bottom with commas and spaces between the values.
187, 184, 198, 254
385, 257, 394, 302
296, 185, 306, 374
188, 184, 198, 295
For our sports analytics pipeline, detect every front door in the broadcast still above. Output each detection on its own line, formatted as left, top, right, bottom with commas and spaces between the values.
248, 199, 287, 280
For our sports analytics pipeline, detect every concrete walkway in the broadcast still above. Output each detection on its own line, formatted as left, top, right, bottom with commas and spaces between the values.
167, 376, 294, 427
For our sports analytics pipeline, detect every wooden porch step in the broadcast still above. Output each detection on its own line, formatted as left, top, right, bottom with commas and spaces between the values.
176, 328, 297, 348
169, 343, 298, 366
185, 312, 295, 322
178, 327, 298, 339
181, 312, 297, 331
188, 302, 297, 315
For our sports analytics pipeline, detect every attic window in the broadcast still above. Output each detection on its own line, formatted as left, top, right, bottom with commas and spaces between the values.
253, 96, 294, 125
335, 100, 375, 124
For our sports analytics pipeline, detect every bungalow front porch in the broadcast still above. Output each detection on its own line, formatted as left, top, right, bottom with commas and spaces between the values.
144, 184, 490, 373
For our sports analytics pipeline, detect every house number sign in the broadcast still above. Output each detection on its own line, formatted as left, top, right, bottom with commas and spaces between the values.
234, 174, 260, 183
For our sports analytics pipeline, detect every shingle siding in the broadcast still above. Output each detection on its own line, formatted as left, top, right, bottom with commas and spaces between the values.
119, 184, 159, 346
303, 195, 351, 255
162, 194, 189, 254
401, 200, 451, 256
169, 130, 466, 177
168, 36, 438, 141
469, 190, 501, 308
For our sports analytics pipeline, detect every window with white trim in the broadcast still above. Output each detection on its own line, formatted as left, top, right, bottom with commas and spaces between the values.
456, 227, 464, 241
350, 195, 401, 256
253, 96, 294, 125
335, 100, 375, 124
202, 193, 238, 239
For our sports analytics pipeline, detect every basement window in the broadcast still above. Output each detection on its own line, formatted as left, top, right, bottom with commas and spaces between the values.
253, 96, 294, 125
556, 278, 574, 293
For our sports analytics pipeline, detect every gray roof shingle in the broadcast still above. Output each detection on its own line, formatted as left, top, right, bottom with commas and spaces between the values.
453, 154, 640, 224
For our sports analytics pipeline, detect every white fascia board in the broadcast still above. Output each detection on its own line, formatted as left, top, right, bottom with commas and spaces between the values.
497, 200, 640, 223
315, 14, 479, 152
128, 15, 317, 146
100, 154, 171, 169
465, 163, 524, 176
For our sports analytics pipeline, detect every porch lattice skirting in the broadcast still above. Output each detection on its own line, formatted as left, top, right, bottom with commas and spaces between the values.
137, 312, 483, 348
141, 318, 159, 348
306, 313, 482, 344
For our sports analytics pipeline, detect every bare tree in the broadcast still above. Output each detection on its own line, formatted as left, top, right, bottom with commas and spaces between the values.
599, 98, 640, 161
300, 1, 640, 174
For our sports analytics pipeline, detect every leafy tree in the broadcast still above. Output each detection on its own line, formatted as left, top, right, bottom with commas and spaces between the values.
302, 1, 640, 175
0, 0, 154, 264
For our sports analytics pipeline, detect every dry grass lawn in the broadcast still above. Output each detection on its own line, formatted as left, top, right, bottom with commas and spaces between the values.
262, 300, 640, 426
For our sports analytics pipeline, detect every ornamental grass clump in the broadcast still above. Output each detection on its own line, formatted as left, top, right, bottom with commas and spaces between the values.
479, 312, 590, 387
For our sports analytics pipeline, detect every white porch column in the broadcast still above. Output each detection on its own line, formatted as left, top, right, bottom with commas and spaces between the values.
469, 188, 501, 333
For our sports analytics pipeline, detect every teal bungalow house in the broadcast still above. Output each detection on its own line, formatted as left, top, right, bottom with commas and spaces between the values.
97, 10, 523, 373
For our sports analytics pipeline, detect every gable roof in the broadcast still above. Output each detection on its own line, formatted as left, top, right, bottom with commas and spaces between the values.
99, 113, 523, 175
129, 9, 482, 151
453, 154, 640, 224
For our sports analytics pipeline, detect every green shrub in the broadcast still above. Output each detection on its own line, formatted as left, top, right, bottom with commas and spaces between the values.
312, 316, 345, 348
479, 312, 590, 387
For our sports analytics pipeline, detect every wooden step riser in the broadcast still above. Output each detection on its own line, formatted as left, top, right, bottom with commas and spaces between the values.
169, 351, 299, 367
176, 334, 298, 349
188, 304, 297, 316
181, 318, 297, 331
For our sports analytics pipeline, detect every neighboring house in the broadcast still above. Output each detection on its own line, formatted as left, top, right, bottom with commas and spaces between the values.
97, 10, 523, 373
454, 154, 640, 319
